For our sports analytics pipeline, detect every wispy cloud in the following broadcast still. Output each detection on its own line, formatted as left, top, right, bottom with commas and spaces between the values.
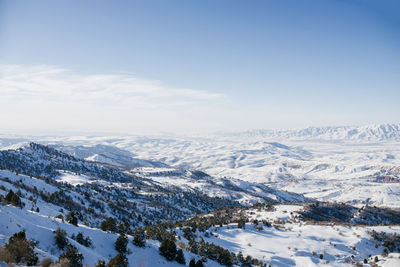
0, 64, 224, 108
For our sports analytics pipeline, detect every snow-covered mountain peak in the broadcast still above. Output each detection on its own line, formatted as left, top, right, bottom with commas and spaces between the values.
230, 123, 400, 141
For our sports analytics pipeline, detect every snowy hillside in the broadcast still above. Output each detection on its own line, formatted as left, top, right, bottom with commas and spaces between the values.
0, 174, 224, 267
0, 144, 311, 266
2, 124, 400, 208
51, 144, 168, 168
36, 131, 399, 208
1, 174, 400, 267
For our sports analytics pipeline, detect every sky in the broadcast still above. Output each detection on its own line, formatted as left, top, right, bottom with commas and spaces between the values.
0, 0, 399, 135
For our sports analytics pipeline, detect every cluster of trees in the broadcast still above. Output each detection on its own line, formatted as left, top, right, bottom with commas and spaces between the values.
59, 245, 84, 267
112, 227, 147, 265
141, 210, 268, 266
188, 239, 233, 266
3, 189, 24, 207
302, 202, 400, 226
0, 231, 38, 266
66, 211, 79, 226
237, 251, 266, 267
0, 230, 87, 267
100, 217, 118, 232
72, 232, 92, 248
371, 230, 400, 252
159, 237, 185, 264
99, 217, 132, 235
53, 228, 84, 267
177, 203, 274, 233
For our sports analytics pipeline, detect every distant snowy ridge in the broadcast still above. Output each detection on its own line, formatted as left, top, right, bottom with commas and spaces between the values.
230, 123, 400, 141
51, 144, 169, 168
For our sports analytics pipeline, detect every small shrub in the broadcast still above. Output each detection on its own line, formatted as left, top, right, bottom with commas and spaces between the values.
107, 254, 128, 267
95, 260, 106, 267
40, 257, 53, 267
52, 258, 71, 267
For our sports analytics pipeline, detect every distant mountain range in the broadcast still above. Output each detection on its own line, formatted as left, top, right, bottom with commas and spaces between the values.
229, 123, 400, 141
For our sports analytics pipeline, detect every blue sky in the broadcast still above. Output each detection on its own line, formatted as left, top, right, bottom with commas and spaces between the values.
0, 0, 399, 134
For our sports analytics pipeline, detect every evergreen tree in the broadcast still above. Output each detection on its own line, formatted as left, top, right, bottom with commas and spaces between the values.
237, 219, 246, 229
66, 211, 78, 226
11, 193, 22, 207
132, 229, 146, 247
75, 232, 92, 247
189, 259, 196, 267
115, 234, 128, 254
59, 244, 83, 267
54, 228, 68, 250
219, 249, 233, 266
159, 237, 177, 261
100, 217, 117, 232
4, 190, 22, 207
175, 248, 186, 264
4, 189, 14, 203
107, 254, 128, 267
237, 251, 244, 263
76, 232, 84, 245
117, 220, 130, 234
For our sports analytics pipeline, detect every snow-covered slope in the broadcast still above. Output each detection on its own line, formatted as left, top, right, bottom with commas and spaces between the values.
82, 134, 400, 208
0, 181, 222, 267
51, 144, 168, 168
200, 205, 400, 266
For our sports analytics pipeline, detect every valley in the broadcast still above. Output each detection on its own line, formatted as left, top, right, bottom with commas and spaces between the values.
1, 124, 400, 266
